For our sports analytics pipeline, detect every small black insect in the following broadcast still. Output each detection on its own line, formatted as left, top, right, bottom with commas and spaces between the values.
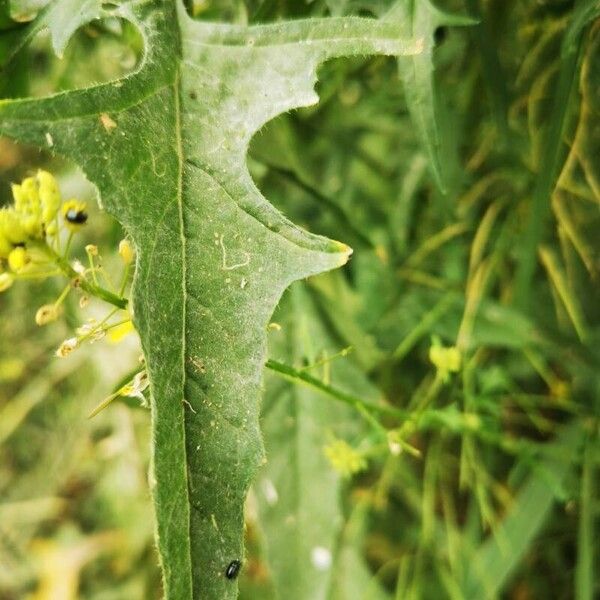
434, 26, 448, 45
225, 560, 241, 580
65, 208, 88, 224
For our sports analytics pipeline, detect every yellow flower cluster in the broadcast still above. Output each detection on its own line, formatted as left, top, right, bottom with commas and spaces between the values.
0, 171, 87, 290
324, 439, 367, 478
429, 340, 461, 382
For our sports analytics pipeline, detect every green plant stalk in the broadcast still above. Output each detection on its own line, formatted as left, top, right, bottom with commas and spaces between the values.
86, 246, 99, 286
31, 241, 128, 310
265, 358, 408, 420
392, 292, 456, 360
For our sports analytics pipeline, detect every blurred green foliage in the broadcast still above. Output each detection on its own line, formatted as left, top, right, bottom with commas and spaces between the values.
1, 0, 599, 599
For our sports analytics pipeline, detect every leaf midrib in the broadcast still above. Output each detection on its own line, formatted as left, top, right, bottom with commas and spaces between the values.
174, 39, 194, 595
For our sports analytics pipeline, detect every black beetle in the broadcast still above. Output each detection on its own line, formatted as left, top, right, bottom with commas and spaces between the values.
65, 208, 88, 224
225, 560, 241, 580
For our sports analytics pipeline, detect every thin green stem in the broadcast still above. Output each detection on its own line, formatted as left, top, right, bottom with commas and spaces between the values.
265, 358, 408, 421
393, 292, 456, 361
78, 307, 120, 345
119, 264, 130, 297
104, 318, 131, 332
63, 231, 74, 259
86, 248, 99, 286
31, 241, 128, 310
14, 269, 62, 280
53, 283, 71, 308
87, 390, 120, 419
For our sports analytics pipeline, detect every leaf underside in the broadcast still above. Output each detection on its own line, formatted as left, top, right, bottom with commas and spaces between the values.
0, 1, 422, 597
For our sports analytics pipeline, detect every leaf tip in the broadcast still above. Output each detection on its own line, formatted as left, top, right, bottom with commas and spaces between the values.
333, 241, 353, 265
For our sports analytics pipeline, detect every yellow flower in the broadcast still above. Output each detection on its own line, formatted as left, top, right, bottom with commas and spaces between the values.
0, 232, 11, 258
10, 183, 27, 210
62, 200, 88, 231
15, 177, 43, 238
18, 176, 40, 211
429, 338, 461, 382
108, 320, 134, 343
37, 170, 61, 224
8, 246, 28, 272
324, 439, 367, 478
120, 370, 149, 400
0, 208, 26, 249
21, 213, 43, 238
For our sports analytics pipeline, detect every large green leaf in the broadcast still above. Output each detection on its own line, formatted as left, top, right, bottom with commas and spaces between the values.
259, 283, 384, 599
0, 1, 421, 597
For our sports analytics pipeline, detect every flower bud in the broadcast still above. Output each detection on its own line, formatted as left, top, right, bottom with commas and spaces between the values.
8, 246, 28, 272
21, 213, 43, 239
11, 183, 27, 209
37, 170, 61, 224
35, 304, 60, 326
429, 345, 461, 374
20, 176, 41, 213
0, 232, 11, 258
118, 239, 134, 265
324, 439, 367, 478
0, 209, 26, 245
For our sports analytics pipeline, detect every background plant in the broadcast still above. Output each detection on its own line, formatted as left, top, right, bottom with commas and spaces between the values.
0, 1, 599, 599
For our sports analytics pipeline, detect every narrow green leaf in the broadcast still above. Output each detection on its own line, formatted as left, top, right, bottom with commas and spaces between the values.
514, 0, 600, 309
386, 0, 474, 193
463, 421, 582, 599
330, 503, 391, 600
462, 0, 510, 144
0, 2, 422, 597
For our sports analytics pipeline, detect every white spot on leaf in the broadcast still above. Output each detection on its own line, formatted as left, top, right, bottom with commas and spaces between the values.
311, 547, 332, 571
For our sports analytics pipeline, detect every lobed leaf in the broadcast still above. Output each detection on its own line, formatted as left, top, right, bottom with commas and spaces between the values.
0, 1, 422, 597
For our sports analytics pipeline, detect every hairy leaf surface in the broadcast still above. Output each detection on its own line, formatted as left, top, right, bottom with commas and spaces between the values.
0, 1, 421, 597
